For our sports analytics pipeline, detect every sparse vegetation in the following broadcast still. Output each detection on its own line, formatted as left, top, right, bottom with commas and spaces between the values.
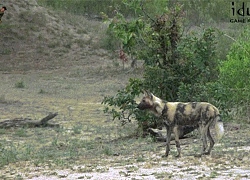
38, 89, 47, 94
15, 81, 25, 88
0, 95, 6, 103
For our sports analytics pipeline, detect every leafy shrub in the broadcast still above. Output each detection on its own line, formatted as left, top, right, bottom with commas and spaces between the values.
219, 28, 250, 109
102, 2, 220, 133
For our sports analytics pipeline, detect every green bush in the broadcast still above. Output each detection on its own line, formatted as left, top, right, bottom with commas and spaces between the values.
219, 28, 250, 106
102, 2, 221, 133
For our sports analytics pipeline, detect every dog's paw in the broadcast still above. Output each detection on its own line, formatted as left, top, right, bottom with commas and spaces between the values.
203, 151, 210, 155
194, 154, 202, 158
162, 154, 169, 158
175, 154, 181, 158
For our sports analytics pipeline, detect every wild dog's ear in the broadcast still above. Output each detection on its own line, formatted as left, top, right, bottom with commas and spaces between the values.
142, 90, 149, 96
143, 90, 150, 95
143, 90, 154, 99
148, 92, 154, 100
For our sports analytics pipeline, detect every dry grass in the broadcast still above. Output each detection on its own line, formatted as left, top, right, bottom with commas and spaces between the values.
0, 67, 141, 178
0, 69, 250, 179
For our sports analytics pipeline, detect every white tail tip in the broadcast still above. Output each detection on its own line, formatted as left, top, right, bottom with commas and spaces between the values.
215, 121, 224, 141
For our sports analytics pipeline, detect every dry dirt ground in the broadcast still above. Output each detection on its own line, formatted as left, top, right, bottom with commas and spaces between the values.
1, 0, 250, 179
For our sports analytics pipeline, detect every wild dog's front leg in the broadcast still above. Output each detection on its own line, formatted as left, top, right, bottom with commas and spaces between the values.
173, 126, 181, 157
163, 124, 172, 157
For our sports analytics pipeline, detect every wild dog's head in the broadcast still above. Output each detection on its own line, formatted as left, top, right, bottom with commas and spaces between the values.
137, 90, 155, 110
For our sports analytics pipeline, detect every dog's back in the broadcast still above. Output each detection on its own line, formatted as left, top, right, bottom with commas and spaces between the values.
162, 102, 220, 126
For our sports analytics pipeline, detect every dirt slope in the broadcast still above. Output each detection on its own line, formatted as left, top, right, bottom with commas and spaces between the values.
0, 0, 110, 72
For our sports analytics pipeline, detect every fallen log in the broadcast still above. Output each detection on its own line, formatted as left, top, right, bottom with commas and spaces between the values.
148, 125, 197, 141
0, 112, 59, 128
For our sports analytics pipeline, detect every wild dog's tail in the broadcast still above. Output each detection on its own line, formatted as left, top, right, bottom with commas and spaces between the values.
215, 115, 224, 141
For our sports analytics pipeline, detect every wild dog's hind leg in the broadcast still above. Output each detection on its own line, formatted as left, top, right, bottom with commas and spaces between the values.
201, 124, 209, 154
163, 123, 172, 157
205, 126, 215, 155
173, 126, 181, 157
195, 123, 208, 157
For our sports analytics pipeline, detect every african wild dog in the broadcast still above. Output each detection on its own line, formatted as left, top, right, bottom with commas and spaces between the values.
137, 90, 224, 157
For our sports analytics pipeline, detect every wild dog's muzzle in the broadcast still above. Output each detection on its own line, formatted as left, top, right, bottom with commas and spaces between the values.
137, 103, 143, 110
137, 102, 151, 110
